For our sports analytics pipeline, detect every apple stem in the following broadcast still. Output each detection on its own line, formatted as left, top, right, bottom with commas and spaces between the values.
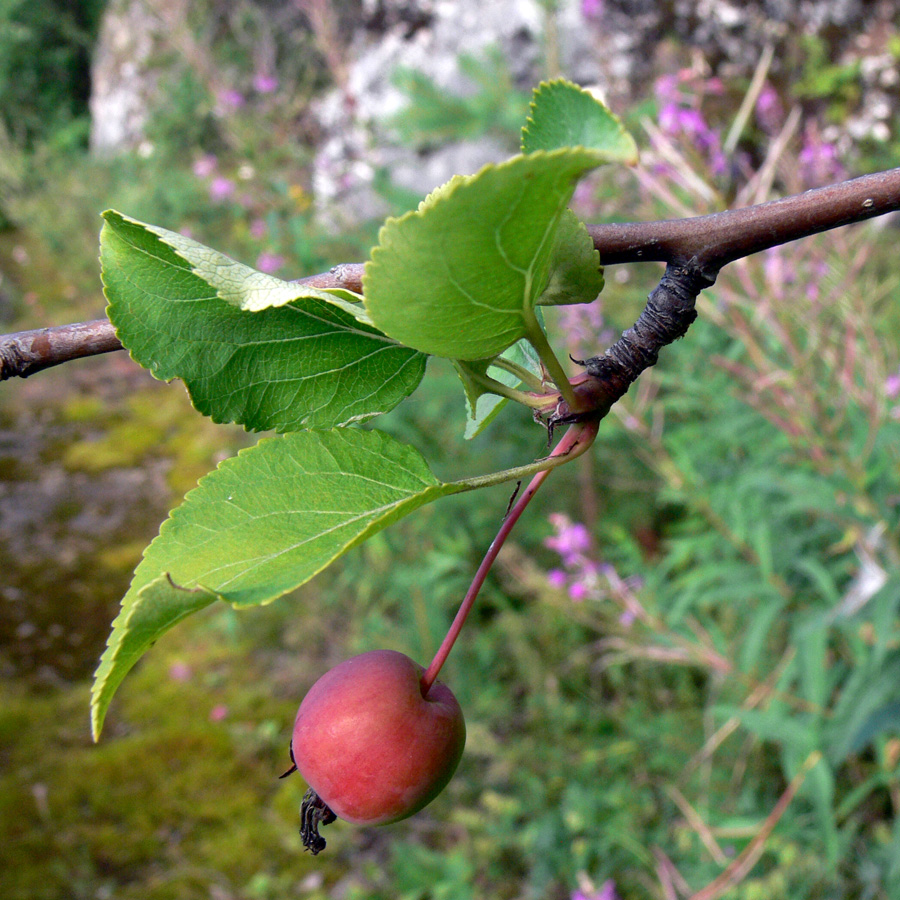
419, 420, 599, 697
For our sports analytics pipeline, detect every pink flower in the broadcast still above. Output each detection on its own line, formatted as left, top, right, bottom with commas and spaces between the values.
659, 105, 726, 173
168, 661, 192, 682
545, 520, 592, 567
798, 125, 845, 188
654, 74, 682, 105
886, 372, 900, 399
249, 218, 268, 239
209, 176, 236, 201
755, 83, 783, 134
219, 89, 245, 109
192, 154, 217, 178
209, 704, 228, 722
572, 880, 619, 900
256, 252, 285, 274
253, 73, 279, 93
568, 581, 590, 602
547, 569, 569, 589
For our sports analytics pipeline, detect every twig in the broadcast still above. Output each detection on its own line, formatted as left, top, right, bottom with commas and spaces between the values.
552, 167, 900, 426
2, 169, 899, 384
586, 166, 900, 272
0, 319, 123, 380
0, 266, 365, 381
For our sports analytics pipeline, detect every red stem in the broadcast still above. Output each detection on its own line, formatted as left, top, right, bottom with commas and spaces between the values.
419, 421, 599, 696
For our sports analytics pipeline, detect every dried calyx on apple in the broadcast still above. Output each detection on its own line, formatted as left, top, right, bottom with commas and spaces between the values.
280, 649, 466, 853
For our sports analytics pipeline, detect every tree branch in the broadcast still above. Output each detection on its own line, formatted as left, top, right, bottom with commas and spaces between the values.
587, 167, 900, 274
2, 168, 898, 383
551, 166, 900, 425
0, 318, 123, 381
0, 268, 366, 381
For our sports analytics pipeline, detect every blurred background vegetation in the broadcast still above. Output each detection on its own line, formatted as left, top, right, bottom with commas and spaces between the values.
2, 1, 900, 899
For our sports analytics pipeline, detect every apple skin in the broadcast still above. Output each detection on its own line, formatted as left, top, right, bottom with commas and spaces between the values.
291, 649, 466, 825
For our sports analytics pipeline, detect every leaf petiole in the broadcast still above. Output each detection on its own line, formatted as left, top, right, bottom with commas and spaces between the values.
490, 357, 546, 393
522, 307, 580, 410
455, 360, 551, 410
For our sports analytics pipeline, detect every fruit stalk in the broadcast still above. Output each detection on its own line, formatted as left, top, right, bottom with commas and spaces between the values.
419, 420, 599, 696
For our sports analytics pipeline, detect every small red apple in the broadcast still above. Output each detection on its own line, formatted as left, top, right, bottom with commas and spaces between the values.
283, 649, 466, 852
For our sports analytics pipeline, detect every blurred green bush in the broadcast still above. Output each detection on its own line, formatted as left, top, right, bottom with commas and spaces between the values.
0, 0, 106, 149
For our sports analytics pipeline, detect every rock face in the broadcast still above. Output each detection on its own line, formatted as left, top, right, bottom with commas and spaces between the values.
310, 0, 614, 226
309, 0, 895, 224
87, 0, 896, 207
89, 0, 161, 154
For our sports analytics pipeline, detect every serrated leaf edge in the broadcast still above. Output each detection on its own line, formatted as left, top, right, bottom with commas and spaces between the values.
521, 77, 639, 164
90, 573, 218, 739
362, 147, 608, 362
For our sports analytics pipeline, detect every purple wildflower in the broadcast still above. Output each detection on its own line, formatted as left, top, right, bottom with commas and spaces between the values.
544, 514, 592, 566
209, 176, 236, 202
256, 252, 285, 274
547, 568, 569, 589
659, 104, 727, 174
572, 880, 620, 900
886, 372, 900, 399
569, 581, 590, 602
253, 73, 279, 94
219, 89, 245, 109
755, 83, 783, 134
798, 124, 846, 188
654, 74, 683, 105
655, 71, 728, 175
192, 154, 217, 178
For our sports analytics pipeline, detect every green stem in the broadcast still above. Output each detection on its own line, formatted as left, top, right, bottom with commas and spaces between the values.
455, 360, 549, 410
420, 420, 599, 696
522, 308, 579, 410
448, 428, 592, 493
490, 357, 546, 393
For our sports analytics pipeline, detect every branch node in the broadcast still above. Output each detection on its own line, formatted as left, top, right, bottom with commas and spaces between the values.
551, 262, 716, 428
582, 262, 715, 384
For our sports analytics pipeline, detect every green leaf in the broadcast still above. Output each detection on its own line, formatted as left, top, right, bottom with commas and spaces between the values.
845, 701, 900, 756
106, 210, 367, 314
363, 149, 605, 360
91, 575, 218, 740
724, 707, 819, 751
101, 211, 425, 431
536, 209, 604, 306
522, 78, 639, 163
91, 427, 468, 738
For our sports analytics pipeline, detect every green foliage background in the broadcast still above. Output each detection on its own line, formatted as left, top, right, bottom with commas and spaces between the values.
2, 5, 900, 900
0, 0, 106, 148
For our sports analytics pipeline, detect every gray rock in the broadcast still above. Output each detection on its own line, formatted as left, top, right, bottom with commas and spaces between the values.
89, 0, 161, 154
